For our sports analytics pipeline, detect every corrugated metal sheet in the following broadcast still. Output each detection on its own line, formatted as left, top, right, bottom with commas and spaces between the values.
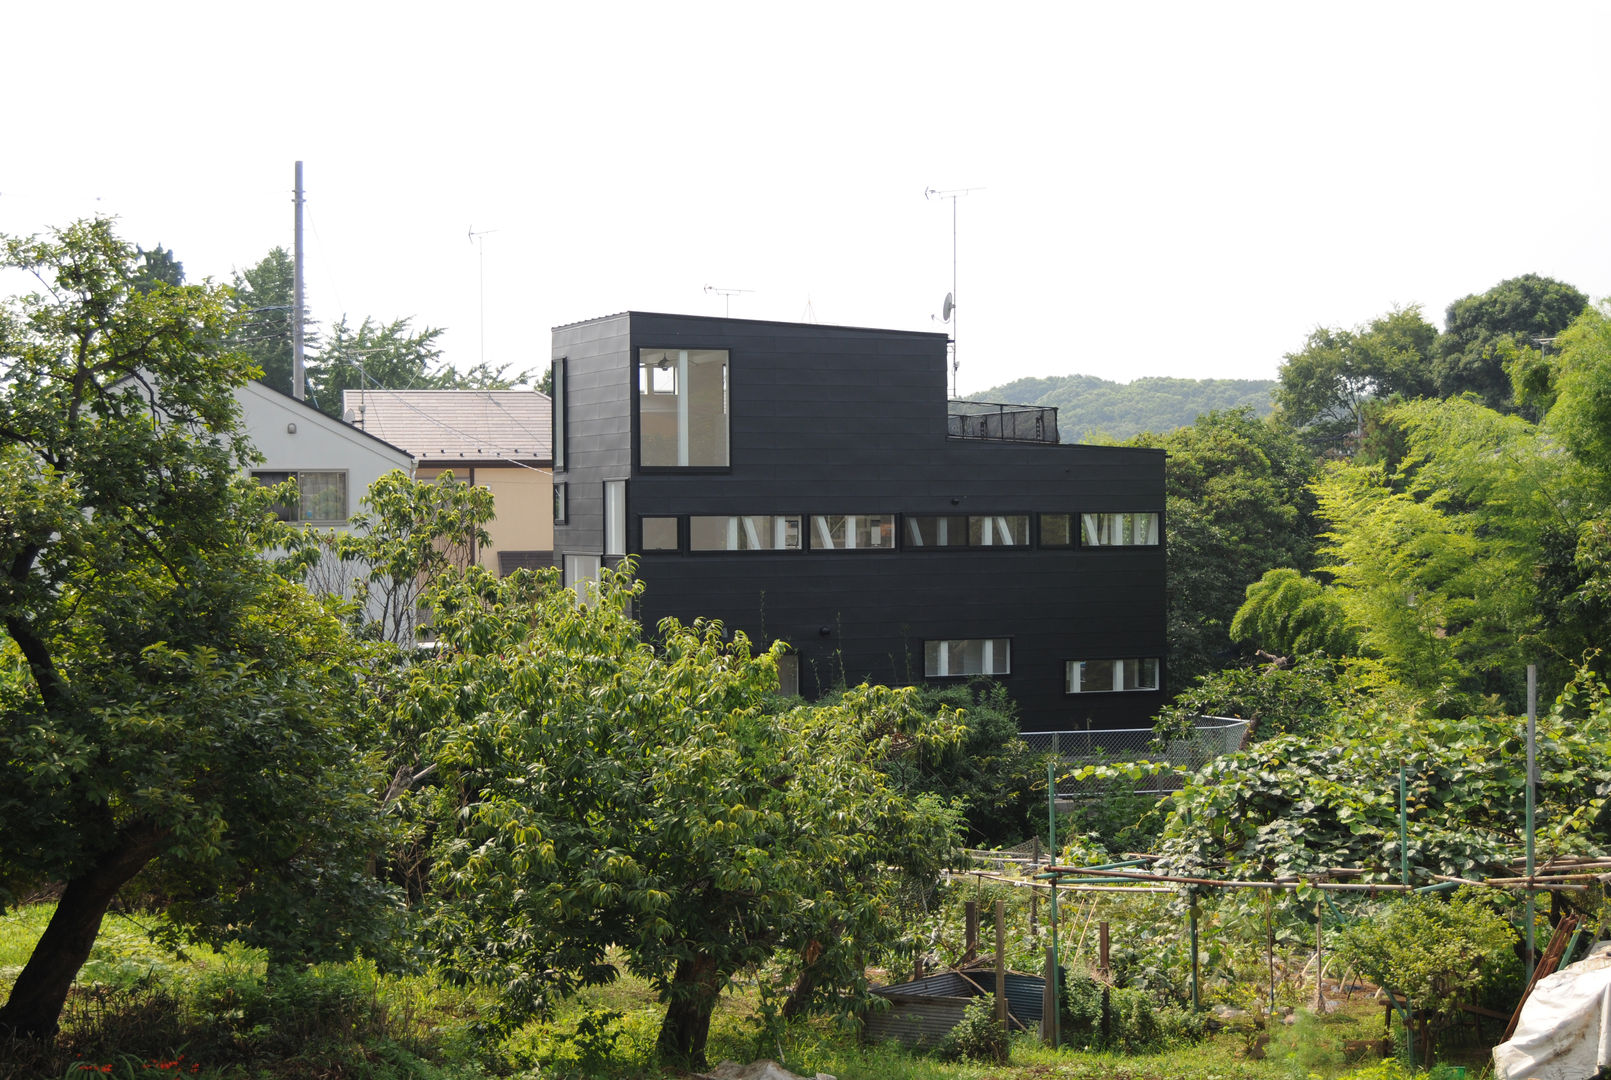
866, 969, 1052, 1047
865, 993, 972, 1048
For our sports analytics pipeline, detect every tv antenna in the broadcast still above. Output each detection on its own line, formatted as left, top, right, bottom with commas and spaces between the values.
468, 226, 498, 367
704, 284, 753, 317
925, 186, 982, 398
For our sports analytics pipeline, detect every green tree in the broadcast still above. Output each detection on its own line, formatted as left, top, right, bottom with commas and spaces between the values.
1274, 306, 1438, 456
132, 243, 185, 293
1127, 409, 1321, 692
1436, 274, 1589, 410
1230, 568, 1358, 660
406, 563, 961, 1067
227, 246, 306, 396
303, 469, 495, 646
1314, 396, 1597, 708
0, 221, 391, 1038
877, 679, 1042, 846
305, 315, 530, 419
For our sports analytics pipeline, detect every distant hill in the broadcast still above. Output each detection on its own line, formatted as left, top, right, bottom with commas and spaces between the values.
971, 375, 1277, 443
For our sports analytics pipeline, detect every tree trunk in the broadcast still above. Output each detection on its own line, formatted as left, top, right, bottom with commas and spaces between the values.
656, 952, 721, 1069
781, 939, 824, 1020
0, 823, 166, 1039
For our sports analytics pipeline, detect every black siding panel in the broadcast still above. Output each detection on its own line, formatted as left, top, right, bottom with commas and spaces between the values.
552, 311, 1166, 731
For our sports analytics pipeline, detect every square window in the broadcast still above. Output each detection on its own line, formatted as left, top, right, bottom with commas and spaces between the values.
638, 348, 730, 467
1040, 513, 1073, 547
642, 517, 679, 551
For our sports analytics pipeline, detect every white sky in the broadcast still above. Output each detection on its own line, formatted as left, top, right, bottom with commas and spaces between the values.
5, 1, 1608, 396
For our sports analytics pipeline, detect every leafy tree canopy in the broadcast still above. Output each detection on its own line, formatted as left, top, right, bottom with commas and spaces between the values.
1312, 394, 1601, 709
1274, 306, 1438, 456
403, 563, 962, 1067
227, 246, 306, 397
1436, 273, 1589, 410
1126, 409, 1321, 691
0, 220, 393, 1038
132, 243, 185, 294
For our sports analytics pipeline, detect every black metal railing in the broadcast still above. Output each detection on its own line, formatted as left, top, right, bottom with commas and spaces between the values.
946, 400, 1060, 444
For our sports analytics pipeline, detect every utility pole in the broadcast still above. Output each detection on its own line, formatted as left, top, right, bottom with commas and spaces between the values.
292, 161, 306, 401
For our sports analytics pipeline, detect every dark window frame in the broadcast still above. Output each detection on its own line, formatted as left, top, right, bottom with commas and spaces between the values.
633, 345, 733, 473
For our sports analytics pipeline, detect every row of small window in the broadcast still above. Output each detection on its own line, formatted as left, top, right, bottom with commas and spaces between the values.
924, 639, 1161, 694
627, 511, 1160, 553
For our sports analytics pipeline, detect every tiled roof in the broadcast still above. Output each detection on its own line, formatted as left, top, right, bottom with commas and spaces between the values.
341, 389, 552, 464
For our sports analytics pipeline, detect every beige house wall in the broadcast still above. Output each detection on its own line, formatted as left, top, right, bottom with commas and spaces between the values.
416, 464, 553, 573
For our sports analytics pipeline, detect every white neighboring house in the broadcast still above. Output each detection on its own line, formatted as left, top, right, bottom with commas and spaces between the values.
238, 381, 415, 632
239, 380, 414, 529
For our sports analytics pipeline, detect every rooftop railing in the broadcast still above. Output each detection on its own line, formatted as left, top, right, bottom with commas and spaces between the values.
947, 399, 1060, 444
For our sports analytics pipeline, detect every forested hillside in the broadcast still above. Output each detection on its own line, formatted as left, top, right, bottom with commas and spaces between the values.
972, 374, 1276, 443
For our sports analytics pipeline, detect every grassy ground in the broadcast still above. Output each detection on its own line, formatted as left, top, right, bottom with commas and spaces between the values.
1, 904, 1491, 1080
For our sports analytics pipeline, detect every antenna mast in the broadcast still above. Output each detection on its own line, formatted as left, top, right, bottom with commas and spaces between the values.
925, 186, 981, 398
468, 227, 498, 368
703, 284, 753, 317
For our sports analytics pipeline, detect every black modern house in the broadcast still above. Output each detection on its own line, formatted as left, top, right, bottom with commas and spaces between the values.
550, 311, 1166, 732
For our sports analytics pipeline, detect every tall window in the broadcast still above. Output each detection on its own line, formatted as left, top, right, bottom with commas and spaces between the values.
905, 514, 1029, 547
552, 358, 567, 472
638, 348, 730, 467
925, 639, 1011, 677
564, 554, 601, 603
1081, 512, 1160, 546
1066, 658, 1160, 693
810, 514, 894, 550
604, 480, 626, 556
553, 482, 568, 524
252, 470, 347, 523
690, 515, 801, 551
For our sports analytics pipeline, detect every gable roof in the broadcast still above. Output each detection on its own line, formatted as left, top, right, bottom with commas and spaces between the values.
341, 389, 552, 465
240, 379, 413, 461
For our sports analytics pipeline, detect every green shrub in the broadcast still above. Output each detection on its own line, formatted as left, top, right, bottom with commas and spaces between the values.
1058, 971, 1198, 1053
937, 995, 1007, 1064
1337, 890, 1519, 1019
1267, 1010, 1346, 1079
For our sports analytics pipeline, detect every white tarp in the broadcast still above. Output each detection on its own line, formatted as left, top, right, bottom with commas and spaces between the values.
1494, 945, 1611, 1080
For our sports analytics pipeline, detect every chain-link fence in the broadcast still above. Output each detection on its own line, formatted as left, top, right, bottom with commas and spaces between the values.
1019, 716, 1250, 796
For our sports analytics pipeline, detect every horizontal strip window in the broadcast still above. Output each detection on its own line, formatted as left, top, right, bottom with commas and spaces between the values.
810, 514, 894, 551
905, 514, 1029, 548
1082, 512, 1160, 547
925, 638, 1011, 677
1066, 658, 1159, 694
690, 515, 801, 551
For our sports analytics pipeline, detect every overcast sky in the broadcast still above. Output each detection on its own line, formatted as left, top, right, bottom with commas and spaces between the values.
5, 1, 1607, 396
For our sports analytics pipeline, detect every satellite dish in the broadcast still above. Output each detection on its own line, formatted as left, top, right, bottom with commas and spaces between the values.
941, 293, 955, 322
